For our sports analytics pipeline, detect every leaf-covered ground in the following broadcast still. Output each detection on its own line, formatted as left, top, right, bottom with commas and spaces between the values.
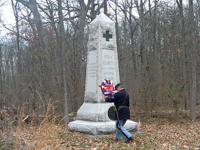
1, 118, 200, 149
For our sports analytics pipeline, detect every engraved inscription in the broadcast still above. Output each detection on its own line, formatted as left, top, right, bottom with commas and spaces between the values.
102, 50, 116, 83
104, 72, 114, 75
103, 61, 114, 65
103, 54, 114, 66
88, 63, 97, 78
104, 55, 112, 59
85, 50, 97, 94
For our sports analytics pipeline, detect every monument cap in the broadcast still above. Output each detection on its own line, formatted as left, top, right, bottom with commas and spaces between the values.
115, 83, 122, 90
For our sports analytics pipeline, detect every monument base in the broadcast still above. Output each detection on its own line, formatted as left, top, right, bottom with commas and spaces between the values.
68, 120, 138, 135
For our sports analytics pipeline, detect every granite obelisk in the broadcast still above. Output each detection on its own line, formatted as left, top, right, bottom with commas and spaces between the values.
68, 13, 137, 135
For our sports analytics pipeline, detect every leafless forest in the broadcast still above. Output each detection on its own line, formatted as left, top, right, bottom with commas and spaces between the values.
0, 0, 200, 122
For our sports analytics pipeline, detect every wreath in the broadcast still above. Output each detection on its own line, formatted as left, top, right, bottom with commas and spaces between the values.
98, 79, 115, 98
99, 79, 116, 120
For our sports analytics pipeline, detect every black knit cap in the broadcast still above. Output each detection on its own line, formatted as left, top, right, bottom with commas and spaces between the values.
115, 83, 122, 90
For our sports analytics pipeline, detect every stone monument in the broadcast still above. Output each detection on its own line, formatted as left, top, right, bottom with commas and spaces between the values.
68, 13, 138, 135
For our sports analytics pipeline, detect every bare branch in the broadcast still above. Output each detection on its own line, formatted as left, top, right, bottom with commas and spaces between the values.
17, 0, 30, 9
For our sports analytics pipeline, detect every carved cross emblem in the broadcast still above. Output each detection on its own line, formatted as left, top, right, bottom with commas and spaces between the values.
103, 31, 112, 41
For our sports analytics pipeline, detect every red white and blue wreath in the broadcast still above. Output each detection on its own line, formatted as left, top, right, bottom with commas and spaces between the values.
99, 79, 115, 98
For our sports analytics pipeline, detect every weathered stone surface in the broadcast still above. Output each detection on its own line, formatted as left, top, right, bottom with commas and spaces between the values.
84, 13, 119, 104
76, 103, 113, 122
68, 120, 138, 135
68, 13, 138, 135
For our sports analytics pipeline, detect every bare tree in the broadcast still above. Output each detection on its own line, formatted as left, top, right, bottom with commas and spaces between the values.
0, 45, 2, 108
135, 0, 150, 118
104, 0, 107, 15
58, 0, 69, 123
17, 0, 48, 54
0, 1, 3, 108
11, 0, 23, 113
1, 0, 200, 121
176, 0, 188, 111
188, 0, 196, 120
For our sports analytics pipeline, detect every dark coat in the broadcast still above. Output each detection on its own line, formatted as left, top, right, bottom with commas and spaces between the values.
106, 89, 130, 120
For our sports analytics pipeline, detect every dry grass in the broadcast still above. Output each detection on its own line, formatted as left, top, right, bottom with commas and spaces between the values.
12, 119, 200, 150
0, 102, 200, 149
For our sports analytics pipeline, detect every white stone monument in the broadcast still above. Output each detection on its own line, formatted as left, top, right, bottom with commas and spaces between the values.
68, 13, 138, 135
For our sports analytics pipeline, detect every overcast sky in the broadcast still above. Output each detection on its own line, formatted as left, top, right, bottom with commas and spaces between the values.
0, 0, 189, 38
1, 0, 15, 38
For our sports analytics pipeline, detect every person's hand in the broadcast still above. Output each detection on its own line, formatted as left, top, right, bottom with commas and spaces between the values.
104, 95, 108, 99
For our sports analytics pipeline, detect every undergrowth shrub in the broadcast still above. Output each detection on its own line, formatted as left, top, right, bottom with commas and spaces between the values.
14, 100, 68, 149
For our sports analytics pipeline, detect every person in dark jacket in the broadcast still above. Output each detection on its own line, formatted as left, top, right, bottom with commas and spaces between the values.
104, 83, 133, 142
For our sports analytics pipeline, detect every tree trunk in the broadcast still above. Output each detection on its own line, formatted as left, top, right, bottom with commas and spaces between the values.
135, 0, 149, 118
17, 0, 48, 53
0, 45, 2, 108
151, 0, 157, 112
11, 0, 23, 114
58, 0, 69, 123
189, 0, 196, 120
104, 0, 107, 15
176, 0, 188, 110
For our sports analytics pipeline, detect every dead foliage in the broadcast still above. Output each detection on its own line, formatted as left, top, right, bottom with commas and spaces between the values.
11, 119, 200, 149
0, 101, 200, 149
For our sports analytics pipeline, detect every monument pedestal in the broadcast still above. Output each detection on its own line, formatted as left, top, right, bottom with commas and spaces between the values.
68, 102, 138, 135
76, 103, 113, 121
68, 13, 138, 135
68, 120, 138, 135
